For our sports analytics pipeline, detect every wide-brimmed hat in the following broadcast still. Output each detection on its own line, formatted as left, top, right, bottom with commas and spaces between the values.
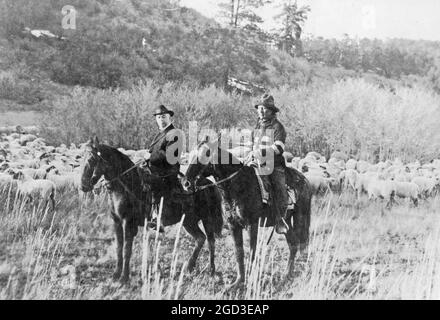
153, 105, 174, 117
254, 93, 279, 113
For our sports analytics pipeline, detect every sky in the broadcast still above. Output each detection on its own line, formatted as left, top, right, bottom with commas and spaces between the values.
180, 0, 440, 41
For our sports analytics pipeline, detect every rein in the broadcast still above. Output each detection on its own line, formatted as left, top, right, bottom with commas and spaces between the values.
86, 150, 178, 205
108, 159, 144, 183
188, 143, 245, 193
194, 166, 243, 193
104, 158, 179, 184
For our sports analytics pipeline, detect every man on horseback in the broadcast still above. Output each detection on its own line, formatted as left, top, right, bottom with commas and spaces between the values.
249, 93, 290, 235
142, 105, 183, 230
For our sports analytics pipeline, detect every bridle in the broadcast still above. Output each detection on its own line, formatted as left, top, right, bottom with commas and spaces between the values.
84, 148, 184, 203
85, 149, 180, 183
186, 143, 244, 193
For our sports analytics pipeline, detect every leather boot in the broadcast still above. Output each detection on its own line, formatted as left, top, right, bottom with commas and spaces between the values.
275, 206, 289, 234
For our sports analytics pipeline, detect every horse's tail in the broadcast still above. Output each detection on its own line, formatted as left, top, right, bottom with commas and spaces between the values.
286, 167, 312, 250
299, 179, 312, 249
209, 186, 224, 237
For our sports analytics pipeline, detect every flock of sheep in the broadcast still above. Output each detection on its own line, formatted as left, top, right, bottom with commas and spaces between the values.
1, 126, 439, 211
224, 146, 440, 207
284, 150, 440, 206
0, 130, 83, 208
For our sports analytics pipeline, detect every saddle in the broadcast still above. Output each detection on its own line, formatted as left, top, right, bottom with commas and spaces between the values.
137, 165, 193, 211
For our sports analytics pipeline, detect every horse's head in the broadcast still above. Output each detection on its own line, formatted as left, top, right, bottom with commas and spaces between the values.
80, 136, 114, 192
183, 139, 218, 192
183, 135, 242, 192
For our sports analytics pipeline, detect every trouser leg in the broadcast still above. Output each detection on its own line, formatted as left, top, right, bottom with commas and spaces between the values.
270, 166, 289, 233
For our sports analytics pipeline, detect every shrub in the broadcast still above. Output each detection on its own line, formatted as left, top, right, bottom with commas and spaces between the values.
40, 78, 440, 162
40, 80, 255, 149
0, 70, 44, 105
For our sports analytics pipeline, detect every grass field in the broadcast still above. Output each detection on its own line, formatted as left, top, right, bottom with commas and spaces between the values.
1, 185, 439, 300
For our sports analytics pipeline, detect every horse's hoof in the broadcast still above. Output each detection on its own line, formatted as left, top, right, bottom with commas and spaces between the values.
119, 275, 130, 286
223, 278, 244, 294
212, 271, 223, 284
186, 261, 196, 274
282, 272, 295, 283
112, 271, 121, 282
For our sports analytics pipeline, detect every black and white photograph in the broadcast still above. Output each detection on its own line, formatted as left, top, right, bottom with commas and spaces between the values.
0, 0, 440, 303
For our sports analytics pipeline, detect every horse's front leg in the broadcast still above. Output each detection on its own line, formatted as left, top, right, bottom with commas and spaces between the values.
120, 218, 136, 284
225, 222, 245, 293
183, 215, 206, 274
248, 222, 258, 265
111, 213, 123, 282
206, 230, 216, 276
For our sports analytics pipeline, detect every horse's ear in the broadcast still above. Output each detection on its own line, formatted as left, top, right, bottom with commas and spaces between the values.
217, 131, 222, 144
92, 136, 99, 148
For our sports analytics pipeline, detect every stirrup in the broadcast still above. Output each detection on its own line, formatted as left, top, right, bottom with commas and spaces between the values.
275, 217, 289, 235
147, 218, 164, 233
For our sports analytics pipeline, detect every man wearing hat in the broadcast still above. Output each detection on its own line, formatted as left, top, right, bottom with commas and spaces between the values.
142, 105, 183, 230
251, 93, 289, 234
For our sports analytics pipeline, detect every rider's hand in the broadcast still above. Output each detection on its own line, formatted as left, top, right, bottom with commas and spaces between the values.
250, 149, 263, 160
140, 152, 150, 166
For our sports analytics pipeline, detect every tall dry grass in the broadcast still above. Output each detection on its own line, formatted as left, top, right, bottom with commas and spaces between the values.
1, 182, 439, 300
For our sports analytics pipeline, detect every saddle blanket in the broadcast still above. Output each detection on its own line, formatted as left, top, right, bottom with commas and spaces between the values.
287, 187, 296, 210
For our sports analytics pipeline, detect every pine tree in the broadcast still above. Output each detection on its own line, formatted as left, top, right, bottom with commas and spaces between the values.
274, 0, 310, 57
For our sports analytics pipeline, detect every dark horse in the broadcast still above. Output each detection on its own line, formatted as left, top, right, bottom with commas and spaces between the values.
183, 141, 312, 291
80, 137, 223, 284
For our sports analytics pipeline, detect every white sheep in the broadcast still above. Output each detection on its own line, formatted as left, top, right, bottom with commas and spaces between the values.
298, 156, 316, 171
0, 172, 16, 191
330, 151, 348, 162
304, 173, 334, 195
355, 172, 377, 198
393, 181, 419, 206
328, 157, 345, 170
411, 176, 437, 198
13, 171, 56, 209
306, 151, 323, 161
46, 172, 80, 192
345, 159, 357, 170
338, 169, 359, 192
19, 134, 38, 146
356, 160, 371, 173
367, 179, 395, 207
290, 157, 301, 170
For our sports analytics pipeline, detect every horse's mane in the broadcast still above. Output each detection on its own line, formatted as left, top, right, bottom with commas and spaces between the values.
97, 144, 135, 168
217, 146, 243, 167
194, 141, 244, 168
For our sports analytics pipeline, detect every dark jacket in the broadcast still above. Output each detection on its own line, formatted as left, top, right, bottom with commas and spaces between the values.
147, 124, 182, 176
253, 116, 287, 168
